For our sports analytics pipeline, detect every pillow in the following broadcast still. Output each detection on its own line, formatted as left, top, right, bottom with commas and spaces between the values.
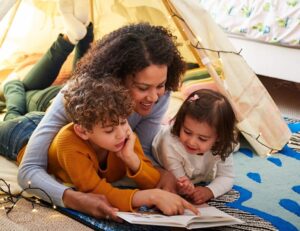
180, 67, 219, 99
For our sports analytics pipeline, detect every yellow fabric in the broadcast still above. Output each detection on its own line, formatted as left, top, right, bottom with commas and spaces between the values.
19, 123, 160, 212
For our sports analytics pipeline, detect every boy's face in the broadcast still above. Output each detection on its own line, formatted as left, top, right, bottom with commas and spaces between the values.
85, 118, 130, 153
179, 115, 217, 155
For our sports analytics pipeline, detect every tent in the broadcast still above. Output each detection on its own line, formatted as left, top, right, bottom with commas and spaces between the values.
0, 0, 291, 157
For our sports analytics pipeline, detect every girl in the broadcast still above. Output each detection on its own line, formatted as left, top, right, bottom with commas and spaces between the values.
152, 89, 238, 204
17, 0, 185, 219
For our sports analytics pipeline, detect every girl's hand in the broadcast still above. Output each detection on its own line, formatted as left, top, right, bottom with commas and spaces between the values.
190, 186, 214, 205
116, 128, 140, 173
132, 189, 199, 216
177, 176, 195, 196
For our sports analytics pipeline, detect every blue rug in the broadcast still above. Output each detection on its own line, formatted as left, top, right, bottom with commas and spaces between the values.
229, 120, 300, 231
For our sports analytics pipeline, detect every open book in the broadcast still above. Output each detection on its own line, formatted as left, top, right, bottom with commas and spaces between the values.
117, 204, 244, 229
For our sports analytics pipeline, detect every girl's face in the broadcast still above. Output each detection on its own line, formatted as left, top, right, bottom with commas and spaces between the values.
125, 64, 167, 116
85, 118, 130, 153
179, 115, 217, 155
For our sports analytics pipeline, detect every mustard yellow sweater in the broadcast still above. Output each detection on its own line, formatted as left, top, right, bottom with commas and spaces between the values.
20, 123, 160, 211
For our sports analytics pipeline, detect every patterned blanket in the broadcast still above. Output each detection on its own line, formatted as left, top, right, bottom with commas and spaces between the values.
198, 0, 300, 47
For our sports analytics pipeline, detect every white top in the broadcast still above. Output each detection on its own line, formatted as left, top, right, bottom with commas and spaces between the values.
152, 125, 234, 198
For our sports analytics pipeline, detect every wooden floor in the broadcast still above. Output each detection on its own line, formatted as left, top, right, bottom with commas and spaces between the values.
259, 75, 300, 119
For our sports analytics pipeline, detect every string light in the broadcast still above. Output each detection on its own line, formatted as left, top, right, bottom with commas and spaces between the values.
0, 178, 56, 216
240, 130, 280, 153
167, 8, 243, 58
191, 41, 242, 58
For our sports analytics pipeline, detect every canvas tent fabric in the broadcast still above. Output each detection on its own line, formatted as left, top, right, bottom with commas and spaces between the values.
0, 0, 291, 157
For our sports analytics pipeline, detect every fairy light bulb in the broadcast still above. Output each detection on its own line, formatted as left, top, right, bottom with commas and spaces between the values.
32, 208, 38, 213
196, 36, 202, 44
53, 205, 57, 209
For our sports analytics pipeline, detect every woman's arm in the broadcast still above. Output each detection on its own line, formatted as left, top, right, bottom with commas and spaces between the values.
17, 91, 69, 207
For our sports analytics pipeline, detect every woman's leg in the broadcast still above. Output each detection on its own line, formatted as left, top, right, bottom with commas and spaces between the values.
26, 86, 63, 112
0, 112, 44, 161
22, 35, 75, 91
73, 23, 94, 69
3, 80, 26, 121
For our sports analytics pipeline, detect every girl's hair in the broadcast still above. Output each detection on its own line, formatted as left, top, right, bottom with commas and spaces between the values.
63, 75, 134, 131
74, 23, 185, 91
171, 89, 237, 160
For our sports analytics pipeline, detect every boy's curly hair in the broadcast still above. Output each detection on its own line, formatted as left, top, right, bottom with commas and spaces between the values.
74, 23, 185, 91
171, 89, 238, 161
63, 75, 134, 131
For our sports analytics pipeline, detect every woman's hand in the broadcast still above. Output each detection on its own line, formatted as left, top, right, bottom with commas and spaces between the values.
116, 128, 140, 173
132, 189, 199, 216
63, 189, 122, 222
156, 168, 177, 193
190, 186, 214, 205
176, 176, 195, 196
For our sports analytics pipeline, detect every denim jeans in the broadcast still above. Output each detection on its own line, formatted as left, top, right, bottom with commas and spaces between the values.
0, 112, 44, 161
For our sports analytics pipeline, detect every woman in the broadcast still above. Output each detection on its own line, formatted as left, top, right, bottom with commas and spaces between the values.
18, 21, 186, 220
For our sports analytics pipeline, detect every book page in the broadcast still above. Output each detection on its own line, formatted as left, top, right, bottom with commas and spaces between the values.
116, 212, 190, 227
187, 206, 244, 229
117, 204, 243, 229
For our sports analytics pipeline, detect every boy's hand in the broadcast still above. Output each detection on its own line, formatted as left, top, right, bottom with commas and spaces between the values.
151, 189, 199, 216
132, 189, 199, 216
190, 186, 214, 205
177, 176, 195, 196
116, 128, 140, 173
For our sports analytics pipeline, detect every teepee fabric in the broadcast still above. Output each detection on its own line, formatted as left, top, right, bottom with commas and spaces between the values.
0, 0, 291, 156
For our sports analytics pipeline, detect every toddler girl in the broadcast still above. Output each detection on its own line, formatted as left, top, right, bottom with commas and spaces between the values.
152, 89, 238, 204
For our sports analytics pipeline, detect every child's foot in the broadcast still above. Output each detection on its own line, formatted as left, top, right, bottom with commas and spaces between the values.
58, 0, 86, 44
73, 0, 90, 26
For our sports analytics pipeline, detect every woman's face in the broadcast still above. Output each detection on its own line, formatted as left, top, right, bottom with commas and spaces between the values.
125, 64, 167, 116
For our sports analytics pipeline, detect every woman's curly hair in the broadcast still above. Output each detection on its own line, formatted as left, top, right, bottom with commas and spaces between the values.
171, 89, 238, 161
63, 75, 134, 131
74, 22, 185, 91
